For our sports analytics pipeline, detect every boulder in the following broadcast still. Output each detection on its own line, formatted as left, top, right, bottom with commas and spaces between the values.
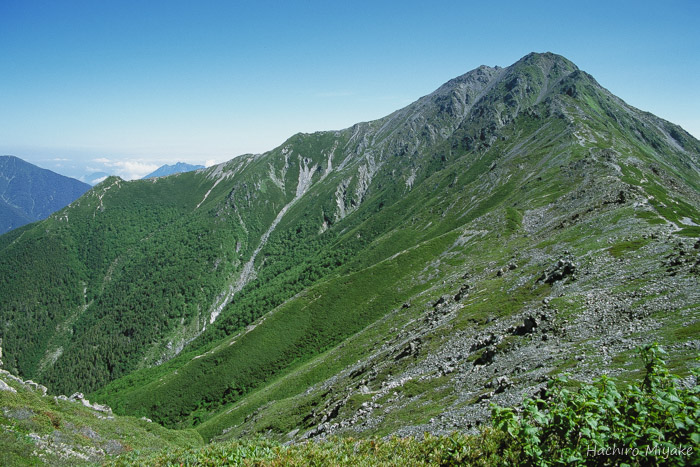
25, 380, 48, 396
513, 316, 538, 336
539, 257, 576, 284
454, 284, 470, 301
0, 379, 16, 393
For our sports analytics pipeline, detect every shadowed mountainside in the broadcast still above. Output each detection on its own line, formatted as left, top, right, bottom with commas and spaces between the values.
0, 156, 91, 233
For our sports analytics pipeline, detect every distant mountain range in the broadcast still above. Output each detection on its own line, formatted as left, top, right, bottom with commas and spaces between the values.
0, 155, 91, 233
143, 162, 205, 179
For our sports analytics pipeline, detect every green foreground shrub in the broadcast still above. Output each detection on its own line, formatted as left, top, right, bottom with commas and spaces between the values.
492, 344, 699, 466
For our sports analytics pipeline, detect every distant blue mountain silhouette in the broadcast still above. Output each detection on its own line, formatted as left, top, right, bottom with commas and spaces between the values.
142, 162, 205, 179
0, 155, 91, 234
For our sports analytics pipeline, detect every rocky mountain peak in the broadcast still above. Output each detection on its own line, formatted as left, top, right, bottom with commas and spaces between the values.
1, 53, 698, 456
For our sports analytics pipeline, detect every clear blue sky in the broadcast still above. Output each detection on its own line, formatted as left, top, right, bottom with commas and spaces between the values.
1, 0, 698, 181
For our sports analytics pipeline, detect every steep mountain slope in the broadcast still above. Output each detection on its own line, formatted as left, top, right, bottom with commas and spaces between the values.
0, 53, 698, 444
143, 162, 205, 179
0, 156, 91, 233
0, 201, 33, 234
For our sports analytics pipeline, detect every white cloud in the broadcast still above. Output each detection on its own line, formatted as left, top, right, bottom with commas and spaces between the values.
90, 158, 160, 180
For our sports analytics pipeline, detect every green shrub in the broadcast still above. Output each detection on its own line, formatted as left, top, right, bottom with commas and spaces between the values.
492, 344, 699, 466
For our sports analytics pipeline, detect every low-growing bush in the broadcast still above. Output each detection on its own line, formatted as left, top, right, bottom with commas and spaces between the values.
492, 344, 699, 466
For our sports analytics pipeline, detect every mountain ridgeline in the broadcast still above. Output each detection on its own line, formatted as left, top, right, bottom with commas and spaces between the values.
0, 53, 698, 443
0, 156, 91, 233
142, 162, 205, 179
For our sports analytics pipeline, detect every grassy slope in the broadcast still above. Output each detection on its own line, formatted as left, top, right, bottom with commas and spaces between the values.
0, 371, 202, 466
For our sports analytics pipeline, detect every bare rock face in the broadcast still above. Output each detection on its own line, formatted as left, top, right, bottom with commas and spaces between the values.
0, 369, 47, 395
69, 392, 113, 415
25, 380, 48, 396
0, 379, 16, 393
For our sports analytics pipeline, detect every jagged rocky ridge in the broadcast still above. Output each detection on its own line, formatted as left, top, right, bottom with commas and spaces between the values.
0, 52, 698, 447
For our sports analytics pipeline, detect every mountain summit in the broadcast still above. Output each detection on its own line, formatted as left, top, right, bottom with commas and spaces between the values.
142, 162, 205, 179
1, 53, 698, 448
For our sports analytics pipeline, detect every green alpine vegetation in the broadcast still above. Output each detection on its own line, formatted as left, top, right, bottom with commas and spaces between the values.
0, 52, 698, 464
0, 368, 203, 466
0, 343, 682, 466
105, 345, 698, 466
